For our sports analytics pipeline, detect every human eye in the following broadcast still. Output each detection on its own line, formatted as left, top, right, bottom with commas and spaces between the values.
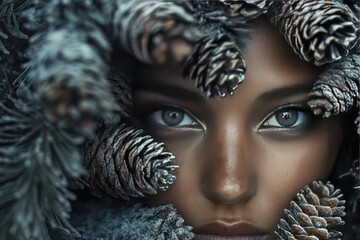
148, 106, 199, 128
259, 104, 314, 131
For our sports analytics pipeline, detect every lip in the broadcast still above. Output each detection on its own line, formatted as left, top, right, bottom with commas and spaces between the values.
194, 221, 270, 240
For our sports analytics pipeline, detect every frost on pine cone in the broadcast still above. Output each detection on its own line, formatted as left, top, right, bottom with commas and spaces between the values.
183, 33, 246, 98
270, 0, 359, 66
276, 181, 346, 240
83, 123, 178, 200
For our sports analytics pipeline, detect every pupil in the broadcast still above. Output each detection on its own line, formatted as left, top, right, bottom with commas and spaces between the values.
275, 110, 298, 127
162, 109, 184, 126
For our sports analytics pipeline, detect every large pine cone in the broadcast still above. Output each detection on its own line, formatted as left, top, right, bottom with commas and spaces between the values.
83, 123, 178, 200
183, 33, 246, 98
270, 0, 359, 66
113, 0, 198, 65
276, 181, 346, 240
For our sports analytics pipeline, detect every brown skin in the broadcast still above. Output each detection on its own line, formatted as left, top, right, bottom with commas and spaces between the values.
131, 21, 343, 238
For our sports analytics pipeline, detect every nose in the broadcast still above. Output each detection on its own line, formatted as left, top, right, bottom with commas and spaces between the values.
201, 119, 256, 205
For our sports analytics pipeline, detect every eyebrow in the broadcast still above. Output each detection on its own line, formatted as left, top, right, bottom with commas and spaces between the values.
256, 84, 313, 102
133, 81, 203, 101
134, 81, 313, 103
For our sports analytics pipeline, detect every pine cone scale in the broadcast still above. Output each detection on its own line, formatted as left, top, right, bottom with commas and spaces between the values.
303, 226, 329, 239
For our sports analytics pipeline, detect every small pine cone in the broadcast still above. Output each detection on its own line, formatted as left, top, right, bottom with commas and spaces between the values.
307, 52, 359, 118
83, 123, 178, 200
113, 0, 198, 65
270, 0, 359, 66
276, 181, 346, 240
183, 33, 246, 98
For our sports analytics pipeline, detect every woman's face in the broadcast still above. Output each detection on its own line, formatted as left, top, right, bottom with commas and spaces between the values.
131, 21, 343, 240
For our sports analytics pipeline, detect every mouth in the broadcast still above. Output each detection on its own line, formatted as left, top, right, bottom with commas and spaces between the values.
193, 221, 271, 240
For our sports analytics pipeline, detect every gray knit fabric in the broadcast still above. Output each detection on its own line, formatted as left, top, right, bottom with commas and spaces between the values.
70, 201, 194, 240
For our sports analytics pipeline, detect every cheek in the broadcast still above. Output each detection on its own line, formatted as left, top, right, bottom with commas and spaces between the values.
256, 119, 342, 227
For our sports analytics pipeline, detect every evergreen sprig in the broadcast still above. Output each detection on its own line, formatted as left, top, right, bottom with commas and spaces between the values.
0, 0, 29, 56
0, 87, 84, 239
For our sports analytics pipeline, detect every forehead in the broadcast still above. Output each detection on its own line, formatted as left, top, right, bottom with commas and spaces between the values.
133, 20, 321, 95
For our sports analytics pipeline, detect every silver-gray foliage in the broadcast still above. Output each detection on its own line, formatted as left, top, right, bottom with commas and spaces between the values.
0, 86, 84, 240
72, 202, 194, 240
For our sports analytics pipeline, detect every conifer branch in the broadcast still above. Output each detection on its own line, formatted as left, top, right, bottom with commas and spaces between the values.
0, 0, 29, 56
0, 87, 84, 239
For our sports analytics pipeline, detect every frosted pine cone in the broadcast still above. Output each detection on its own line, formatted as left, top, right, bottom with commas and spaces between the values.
270, 0, 359, 66
276, 181, 346, 240
183, 33, 246, 98
83, 123, 178, 200
307, 52, 359, 118
113, 0, 198, 64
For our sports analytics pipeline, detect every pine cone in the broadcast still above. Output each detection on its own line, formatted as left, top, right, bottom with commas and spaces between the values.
188, 0, 271, 41
83, 123, 178, 200
270, 0, 359, 66
113, 0, 198, 64
276, 181, 346, 240
183, 33, 246, 98
307, 52, 359, 118
26, 0, 118, 136
208, 0, 271, 19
